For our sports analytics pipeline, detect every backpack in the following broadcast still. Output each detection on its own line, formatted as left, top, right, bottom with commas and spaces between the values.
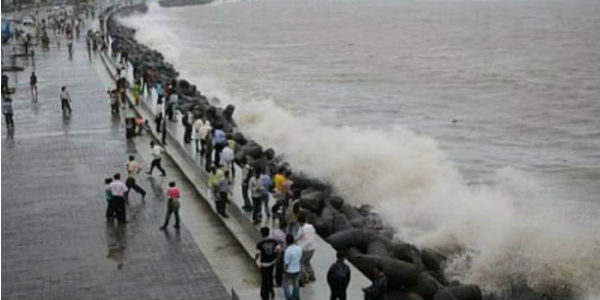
329, 262, 350, 287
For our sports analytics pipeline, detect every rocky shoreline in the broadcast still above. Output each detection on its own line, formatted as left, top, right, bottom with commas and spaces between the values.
105, 3, 483, 300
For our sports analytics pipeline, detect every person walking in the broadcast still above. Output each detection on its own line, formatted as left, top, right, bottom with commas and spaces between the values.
363, 265, 388, 300
160, 181, 181, 230
60, 86, 73, 115
327, 252, 351, 300
30, 72, 37, 101
104, 178, 115, 219
2, 96, 14, 129
146, 141, 166, 176
125, 155, 146, 202
108, 173, 128, 224
255, 227, 280, 300
283, 234, 302, 300
298, 214, 317, 284
215, 170, 231, 218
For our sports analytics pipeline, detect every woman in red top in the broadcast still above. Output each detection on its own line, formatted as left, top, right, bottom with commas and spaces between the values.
160, 182, 181, 230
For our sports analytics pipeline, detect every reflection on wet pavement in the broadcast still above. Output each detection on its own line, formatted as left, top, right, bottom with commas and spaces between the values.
105, 222, 127, 269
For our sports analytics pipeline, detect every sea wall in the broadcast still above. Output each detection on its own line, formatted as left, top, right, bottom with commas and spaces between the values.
158, 0, 214, 8
105, 4, 483, 300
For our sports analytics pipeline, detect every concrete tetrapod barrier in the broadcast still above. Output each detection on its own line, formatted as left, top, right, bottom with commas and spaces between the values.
433, 285, 482, 300
326, 228, 392, 252
350, 254, 421, 288
409, 272, 443, 300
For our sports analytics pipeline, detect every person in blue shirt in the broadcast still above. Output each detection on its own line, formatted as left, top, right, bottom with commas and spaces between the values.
283, 234, 302, 300
155, 81, 164, 104
212, 127, 227, 166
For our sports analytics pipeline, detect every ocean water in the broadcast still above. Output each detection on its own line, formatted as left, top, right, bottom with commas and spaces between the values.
119, 0, 600, 297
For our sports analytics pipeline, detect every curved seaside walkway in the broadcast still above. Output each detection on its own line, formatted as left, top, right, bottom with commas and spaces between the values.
100, 5, 370, 300
1, 14, 229, 300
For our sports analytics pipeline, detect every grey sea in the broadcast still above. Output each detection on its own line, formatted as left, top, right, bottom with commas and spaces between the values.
120, 0, 600, 297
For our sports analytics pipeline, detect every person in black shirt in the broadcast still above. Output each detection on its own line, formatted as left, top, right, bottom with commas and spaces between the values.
182, 112, 192, 144
255, 227, 280, 300
363, 264, 388, 300
327, 251, 351, 300
30, 72, 37, 100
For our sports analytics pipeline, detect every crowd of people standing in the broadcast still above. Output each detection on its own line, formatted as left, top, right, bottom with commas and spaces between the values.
107, 46, 390, 300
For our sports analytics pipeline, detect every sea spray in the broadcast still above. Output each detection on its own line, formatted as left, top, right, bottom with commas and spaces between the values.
118, 3, 600, 298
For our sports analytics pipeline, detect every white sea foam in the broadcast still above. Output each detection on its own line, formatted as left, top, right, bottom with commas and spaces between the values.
119, 3, 600, 298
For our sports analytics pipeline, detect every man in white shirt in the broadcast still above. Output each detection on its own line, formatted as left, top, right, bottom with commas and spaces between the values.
283, 234, 302, 300
60, 86, 72, 115
125, 155, 146, 202
192, 117, 204, 153
221, 144, 235, 180
298, 214, 316, 283
146, 141, 166, 176
198, 119, 212, 156
108, 173, 128, 223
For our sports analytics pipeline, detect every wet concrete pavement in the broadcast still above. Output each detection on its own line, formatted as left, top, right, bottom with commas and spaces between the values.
1, 19, 229, 300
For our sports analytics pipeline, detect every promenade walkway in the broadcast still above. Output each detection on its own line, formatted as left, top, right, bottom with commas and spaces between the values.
1, 16, 229, 300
